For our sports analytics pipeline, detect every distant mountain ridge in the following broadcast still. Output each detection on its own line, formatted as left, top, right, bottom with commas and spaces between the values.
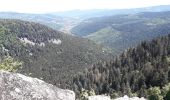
51, 5, 170, 18
0, 12, 65, 30
71, 11, 170, 54
0, 5, 170, 33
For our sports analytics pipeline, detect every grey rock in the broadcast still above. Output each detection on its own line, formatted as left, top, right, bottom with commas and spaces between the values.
88, 95, 111, 100
114, 95, 146, 100
0, 70, 75, 100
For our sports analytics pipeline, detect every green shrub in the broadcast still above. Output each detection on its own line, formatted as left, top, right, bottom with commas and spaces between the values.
148, 87, 163, 100
110, 92, 119, 99
0, 56, 22, 72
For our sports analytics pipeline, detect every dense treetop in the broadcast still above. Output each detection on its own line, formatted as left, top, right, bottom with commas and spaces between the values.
71, 34, 170, 99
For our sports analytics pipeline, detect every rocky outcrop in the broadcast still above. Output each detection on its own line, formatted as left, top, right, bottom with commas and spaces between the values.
0, 70, 75, 100
88, 95, 111, 100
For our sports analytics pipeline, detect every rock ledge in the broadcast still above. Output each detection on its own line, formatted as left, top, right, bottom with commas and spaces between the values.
0, 70, 75, 100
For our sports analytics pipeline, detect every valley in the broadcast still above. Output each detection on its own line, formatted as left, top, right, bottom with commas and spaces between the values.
0, 4, 170, 100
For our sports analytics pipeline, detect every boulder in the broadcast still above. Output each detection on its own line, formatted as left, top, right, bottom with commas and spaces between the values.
0, 70, 75, 100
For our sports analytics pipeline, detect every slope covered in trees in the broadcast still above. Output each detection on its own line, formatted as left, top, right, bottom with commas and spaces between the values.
0, 19, 112, 88
71, 11, 170, 54
71, 34, 170, 99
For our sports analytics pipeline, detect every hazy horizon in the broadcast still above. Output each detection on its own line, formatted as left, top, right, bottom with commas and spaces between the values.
0, 0, 170, 14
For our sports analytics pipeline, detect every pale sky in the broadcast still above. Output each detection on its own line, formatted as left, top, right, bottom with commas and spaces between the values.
0, 0, 170, 13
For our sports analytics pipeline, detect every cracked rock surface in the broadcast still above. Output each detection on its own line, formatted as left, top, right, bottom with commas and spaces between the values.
0, 70, 75, 100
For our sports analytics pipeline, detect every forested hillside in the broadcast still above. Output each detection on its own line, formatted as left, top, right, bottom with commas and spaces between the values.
71, 11, 170, 54
0, 19, 112, 88
71, 34, 170, 99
